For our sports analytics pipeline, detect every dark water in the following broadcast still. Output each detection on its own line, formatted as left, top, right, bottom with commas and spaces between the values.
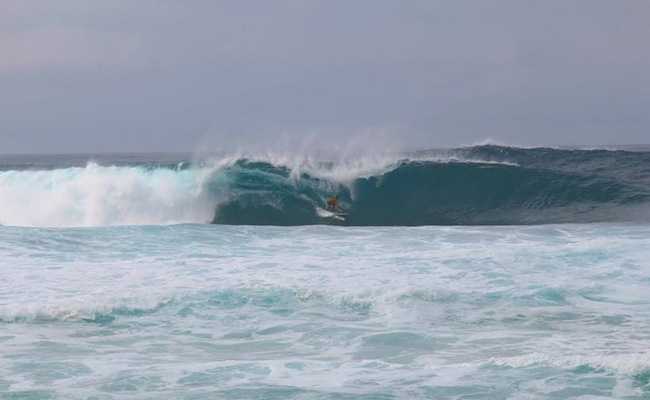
209, 145, 650, 225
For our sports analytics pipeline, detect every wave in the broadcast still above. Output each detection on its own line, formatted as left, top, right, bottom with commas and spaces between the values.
0, 162, 216, 227
0, 282, 636, 325
484, 353, 650, 378
1, 145, 649, 227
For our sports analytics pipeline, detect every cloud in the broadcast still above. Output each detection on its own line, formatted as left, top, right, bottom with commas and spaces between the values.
0, 0, 648, 153
0, 27, 142, 72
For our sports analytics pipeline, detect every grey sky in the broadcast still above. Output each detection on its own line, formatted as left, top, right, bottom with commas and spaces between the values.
1, 1, 649, 154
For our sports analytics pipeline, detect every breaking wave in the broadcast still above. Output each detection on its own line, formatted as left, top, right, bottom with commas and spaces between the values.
1, 145, 649, 227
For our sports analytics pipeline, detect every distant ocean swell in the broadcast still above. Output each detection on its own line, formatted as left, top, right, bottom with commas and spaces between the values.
1, 145, 649, 227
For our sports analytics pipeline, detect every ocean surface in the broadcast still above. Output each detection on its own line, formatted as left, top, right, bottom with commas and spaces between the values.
1, 145, 650, 399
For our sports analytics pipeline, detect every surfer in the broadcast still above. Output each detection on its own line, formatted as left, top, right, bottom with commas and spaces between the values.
326, 195, 341, 211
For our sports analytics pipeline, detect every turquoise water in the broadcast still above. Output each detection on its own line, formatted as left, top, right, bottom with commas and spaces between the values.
2, 223, 650, 399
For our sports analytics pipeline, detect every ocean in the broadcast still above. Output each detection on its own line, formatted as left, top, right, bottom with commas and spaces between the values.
1, 145, 650, 399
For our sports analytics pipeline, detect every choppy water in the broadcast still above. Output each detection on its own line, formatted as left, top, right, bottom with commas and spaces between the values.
2, 223, 650, 399
1, 147, 650, 398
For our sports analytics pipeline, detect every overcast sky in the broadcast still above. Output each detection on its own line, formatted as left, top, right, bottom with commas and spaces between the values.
1, 1, 649, 154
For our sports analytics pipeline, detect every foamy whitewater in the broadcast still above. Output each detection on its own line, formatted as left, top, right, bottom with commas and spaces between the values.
1, 147, 650, 399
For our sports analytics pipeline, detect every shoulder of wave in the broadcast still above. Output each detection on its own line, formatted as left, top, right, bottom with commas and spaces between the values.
463, 139, 553, 150
404, 155, 520, 167
467, 139, 650, 153
560, 144, 650, 152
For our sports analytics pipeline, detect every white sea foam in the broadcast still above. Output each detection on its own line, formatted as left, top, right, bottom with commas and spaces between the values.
0, 295, 169, 322
485, 353, 650, 376
0, 163, 216, 227
2, 224, 650, 398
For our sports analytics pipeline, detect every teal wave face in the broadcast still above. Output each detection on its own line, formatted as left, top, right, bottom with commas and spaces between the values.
210, 160, 347, 225
209, 147, 650, 226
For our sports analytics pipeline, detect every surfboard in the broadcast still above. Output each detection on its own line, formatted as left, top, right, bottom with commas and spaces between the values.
317, 208, 348, 219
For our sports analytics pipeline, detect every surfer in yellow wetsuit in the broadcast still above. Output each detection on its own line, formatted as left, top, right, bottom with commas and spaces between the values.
326, 195, 341, 211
